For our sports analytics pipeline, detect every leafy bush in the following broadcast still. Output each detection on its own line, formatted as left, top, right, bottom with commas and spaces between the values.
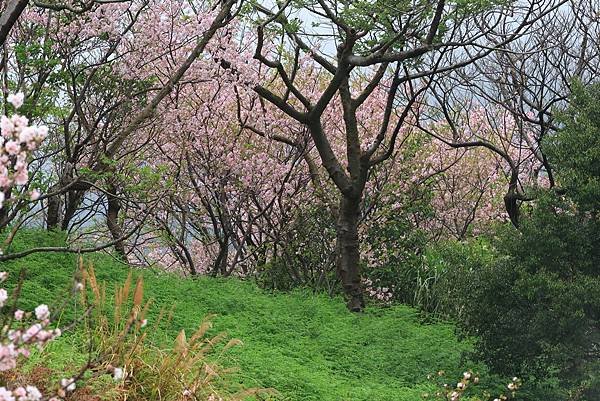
545, 80, 600, 212
362, 183, 433, 306
256, 202, 337, 293
432, 194, 600, 401
421, 238, 496, 319
416, 83, 600, 401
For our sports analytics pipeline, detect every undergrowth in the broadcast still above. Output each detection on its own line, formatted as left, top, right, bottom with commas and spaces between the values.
1, 230, 497, 401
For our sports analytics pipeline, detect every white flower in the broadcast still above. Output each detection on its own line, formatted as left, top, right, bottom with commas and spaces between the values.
463, 371, 471, 380
26, 385, 42, 401
61, 378, 76, 392
36, 125, 48, 140
1, 115, 14, 135
140, 319, 147, 328
0, 289, 8, 307
4, 140, 19, 155
34, 304, 50, 320
457, 382, 465, 389
7, 93, 24, 109
19, 126, 35, 143
0, 387, 15, 401
10, 114, 28, 129
113, 367, 124, 381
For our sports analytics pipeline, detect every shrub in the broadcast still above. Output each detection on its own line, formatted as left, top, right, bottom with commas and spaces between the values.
361, 184, 433, 306
256, 202, 337, 293
435, 194, 600, 400
77, 262, 272, 401
421, 238, 496, 319
545, 80, 600, 213
420, 82, 600, 400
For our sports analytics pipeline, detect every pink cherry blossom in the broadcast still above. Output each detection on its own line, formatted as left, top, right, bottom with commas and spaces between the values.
6, 93, 24, 109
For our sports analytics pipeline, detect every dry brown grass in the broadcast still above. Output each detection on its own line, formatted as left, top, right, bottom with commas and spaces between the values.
76, 261, 273, 401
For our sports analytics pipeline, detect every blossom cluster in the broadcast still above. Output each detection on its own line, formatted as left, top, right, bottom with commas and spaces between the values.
0, 385, 42, 401
362, 278, 393, 303
0, 272, 61, 399
423, 370, 521, 401
0, 93, 47, 209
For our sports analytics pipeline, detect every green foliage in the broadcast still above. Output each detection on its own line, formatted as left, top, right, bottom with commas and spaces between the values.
451, 0, 507, 15
546, 81, 600, 212
418, 84, 600, 400
337, 0, 506, 55
257, 202, 337, 293
430, 195, 600, 401
2, 230, 484, 401
421, 238, 495, 320
363, 187, 432, 307
11, 28, 66, 121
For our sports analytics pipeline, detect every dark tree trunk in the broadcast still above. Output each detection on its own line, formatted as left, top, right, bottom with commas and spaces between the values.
0, 0, 29, 47
213, 236, 229, 276
336, 194, 364, 312
0, 188, 12, 231
504, 171, 521, 228
61, 190, 84, 230
171, 243, 196, 275
106, 186, 127, 261
46, 186, 62, 230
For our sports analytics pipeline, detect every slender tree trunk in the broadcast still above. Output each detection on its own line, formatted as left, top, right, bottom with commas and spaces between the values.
0, 0, 29, 47
61, 190, 84, 230
504, 171, 520, 228
106, 186, 127, 261
213, 236, 229, 276
46, 185, 62, 230
0, 188, 12, 231
336, 194, 364, 312
171, 243, 196, 275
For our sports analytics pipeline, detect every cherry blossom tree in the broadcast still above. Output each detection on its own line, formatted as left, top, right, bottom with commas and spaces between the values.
418, 0, 600, 226
0, 0, 241, 261
241, 0, 565, 310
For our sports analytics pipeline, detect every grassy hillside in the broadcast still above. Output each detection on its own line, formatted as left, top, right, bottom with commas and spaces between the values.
1, 231, 485, 401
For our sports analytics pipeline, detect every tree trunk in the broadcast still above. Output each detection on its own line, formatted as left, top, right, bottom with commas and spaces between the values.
0, 0, 29, 47
0, 188, 12, 231
106, 187, 127, 262
46, 186, 62, 230
61, 190, 84, 230
336, 194, 364, 312
213, 236, 229, 276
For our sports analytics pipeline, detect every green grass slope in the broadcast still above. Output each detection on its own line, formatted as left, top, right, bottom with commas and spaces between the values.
1, 231, 478, 401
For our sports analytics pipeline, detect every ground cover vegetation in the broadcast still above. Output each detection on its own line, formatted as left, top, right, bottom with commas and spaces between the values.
0, 0, 598, 399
